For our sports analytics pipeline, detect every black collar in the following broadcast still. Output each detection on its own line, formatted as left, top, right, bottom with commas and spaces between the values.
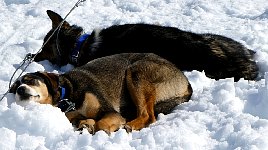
70, 33, 90, 65
57, 86, 76, 113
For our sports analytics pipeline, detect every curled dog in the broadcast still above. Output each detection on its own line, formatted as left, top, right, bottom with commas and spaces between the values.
32, 10, 258, 81
10, 53, 193, 134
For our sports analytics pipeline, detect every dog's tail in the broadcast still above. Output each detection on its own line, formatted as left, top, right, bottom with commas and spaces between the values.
203, 34, 259, 81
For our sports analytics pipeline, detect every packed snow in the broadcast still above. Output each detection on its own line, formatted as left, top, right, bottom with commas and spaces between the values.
0, 0, 268, 149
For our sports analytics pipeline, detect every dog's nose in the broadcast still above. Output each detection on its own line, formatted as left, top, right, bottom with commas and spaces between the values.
16, 86, 26, 95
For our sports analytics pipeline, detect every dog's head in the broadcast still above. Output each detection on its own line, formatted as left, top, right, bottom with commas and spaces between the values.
9, 72, 60, 106
34, 10, 83, 66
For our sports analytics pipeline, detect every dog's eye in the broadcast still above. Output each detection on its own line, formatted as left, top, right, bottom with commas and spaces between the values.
21, 78, 39, 85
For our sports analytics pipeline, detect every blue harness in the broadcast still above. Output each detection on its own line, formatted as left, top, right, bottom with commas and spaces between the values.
70, 33, 90, 64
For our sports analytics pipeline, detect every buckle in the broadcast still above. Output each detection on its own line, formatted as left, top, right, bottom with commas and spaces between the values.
71, 54, 79, 64
58, 99, 76, 112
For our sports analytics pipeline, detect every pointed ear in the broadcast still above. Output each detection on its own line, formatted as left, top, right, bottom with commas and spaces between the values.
9, 80, 21, 94
46, 10, 70, 29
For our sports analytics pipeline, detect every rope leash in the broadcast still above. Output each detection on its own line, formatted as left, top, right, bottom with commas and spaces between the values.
0, 0, 86, 101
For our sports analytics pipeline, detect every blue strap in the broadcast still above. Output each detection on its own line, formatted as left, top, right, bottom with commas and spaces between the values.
71, 33, 90, 63
60, 86, 66, 99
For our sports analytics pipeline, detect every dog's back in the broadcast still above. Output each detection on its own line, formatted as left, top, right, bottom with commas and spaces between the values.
94, 24, 258, 81
83, 24, 259, 81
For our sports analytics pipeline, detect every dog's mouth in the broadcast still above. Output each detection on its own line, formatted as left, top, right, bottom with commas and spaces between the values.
17, 93, 40, 101
24, 93, 40, 98
16, 86, 40, 101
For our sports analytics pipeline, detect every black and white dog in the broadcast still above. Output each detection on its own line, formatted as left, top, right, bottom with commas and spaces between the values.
33, 10, 259, 81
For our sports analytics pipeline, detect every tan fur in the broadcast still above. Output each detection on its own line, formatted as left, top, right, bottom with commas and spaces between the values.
78, 93, 100, 119
125, 68, 157, 131
33, 81, 52, 104
94, 113, 126, 134
78, 113, 126, 134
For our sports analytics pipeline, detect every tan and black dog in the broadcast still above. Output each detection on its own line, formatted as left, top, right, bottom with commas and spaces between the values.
32, 10, 259, 81
10, 53, 192, 134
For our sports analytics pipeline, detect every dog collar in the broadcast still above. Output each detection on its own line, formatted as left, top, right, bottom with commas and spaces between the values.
71, 33, 90, 64
57, 86, 76, 112
60, 86, 66, 99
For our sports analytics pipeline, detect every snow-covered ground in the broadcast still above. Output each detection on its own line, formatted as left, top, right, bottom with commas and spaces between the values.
1, 0, 268, 149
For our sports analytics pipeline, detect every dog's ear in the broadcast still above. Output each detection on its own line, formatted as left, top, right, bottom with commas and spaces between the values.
46, 10, 70, 29
38, 71, 59, 92
9, 80, 20, 94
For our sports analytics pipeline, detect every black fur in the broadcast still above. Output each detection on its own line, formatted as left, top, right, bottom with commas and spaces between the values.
34, 10, 259, 81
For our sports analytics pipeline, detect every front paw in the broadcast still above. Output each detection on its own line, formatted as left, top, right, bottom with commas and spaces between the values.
78, 119, 96, 134
123, 124, 132, 133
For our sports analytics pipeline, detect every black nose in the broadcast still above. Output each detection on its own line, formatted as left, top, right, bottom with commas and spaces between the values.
16, 86, 26, 95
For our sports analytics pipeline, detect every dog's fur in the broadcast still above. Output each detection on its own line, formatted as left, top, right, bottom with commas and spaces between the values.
10, 53, 192, 134
33, 10, 259, 81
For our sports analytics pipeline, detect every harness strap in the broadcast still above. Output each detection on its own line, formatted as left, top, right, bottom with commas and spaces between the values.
71, 33, 90, 64
60, 86, 66, 99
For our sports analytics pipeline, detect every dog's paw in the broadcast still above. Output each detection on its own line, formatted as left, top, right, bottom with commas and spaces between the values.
102, 129, 112, 135
123, 124, 132, 133
82, 124, 95, 134
78, 119, 96, 134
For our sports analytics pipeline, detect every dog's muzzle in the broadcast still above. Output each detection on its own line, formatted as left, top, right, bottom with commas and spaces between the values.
16, 86, 40, 100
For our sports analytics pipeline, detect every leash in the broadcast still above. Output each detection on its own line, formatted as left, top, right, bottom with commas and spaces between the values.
0, 0, 87, 101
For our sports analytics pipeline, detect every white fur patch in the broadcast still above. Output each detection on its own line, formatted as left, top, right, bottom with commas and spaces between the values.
90, 29, 102, 52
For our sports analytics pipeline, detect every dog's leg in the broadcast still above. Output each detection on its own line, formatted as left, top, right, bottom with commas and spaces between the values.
95, 112, 126, 135
65, 111, 80, 122
65, 111, 86, 126
66, 111, 96, 134
125, 68, 157, 131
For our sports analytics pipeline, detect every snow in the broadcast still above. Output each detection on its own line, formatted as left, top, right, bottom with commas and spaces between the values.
0, 0, 268, 149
